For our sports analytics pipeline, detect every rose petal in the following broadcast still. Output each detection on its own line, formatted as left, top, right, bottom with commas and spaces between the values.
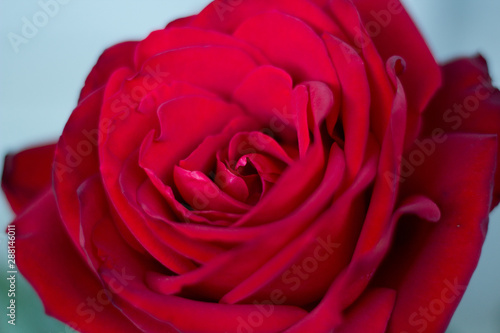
13, 191, 140, 332
91, 212, 309, 333
139, 95, 245, 185
134, 27, 267, 68
233, 65, 297, 142
2, 143, 55, 213
233, 11, 337, 86
284, 57, 408, 332
327, 0, 397, 142
53, 88, 105, 258
141, 45, 259, 98
324, 34, 370, 179
421, 56, 500, 207
173, 165, 252, 213
337, 288, 396, 333
179, 116, 260, 174
191, 0, 342, 35
112, 273, 307, 333
380, 134, 498, 333
118, 151, 199, 274
79, 41, 138, 102
102, 80, 217, 167
351, 0, 442, 138
285, 194, 439, 333
77, 175, 109, 272
165, 15, 194, 28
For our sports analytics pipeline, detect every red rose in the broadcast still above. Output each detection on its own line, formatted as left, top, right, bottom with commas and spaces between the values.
2, 1, 500, 332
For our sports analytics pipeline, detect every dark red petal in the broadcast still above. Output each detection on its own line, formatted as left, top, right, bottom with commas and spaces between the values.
2, 143, 55, 214
421, 56, 500, 207
324, 34, 370, 179
136, 180, 227, 263
139, 95, 245, 185
309, 0, 329, 8
119, 151, 199, 274
53, 88, 105, 259
173, 166, 251, 213
327, 0, 395, 142
191, 0, 342, 35
141, 45, 258, 98
91, 212, 308, 333
101, 80, 216, 167
351, 0, 442, 116
233, 11, 337, 86
179, 116, 260, 174
292, 82, 335, 158
285, 57, 408, 332
79, 41, 138, 102
352, 56, 408, 257
381, 134, 497, 333
111, 274, 307, 333
13, 191, 140, 332
77, 175, 109, 272
233, 65, 297, 142
89, 208, 182, 332
227, 131, 294, 166
143, 162, 240, 226
337, 288, 396, 333
134, 27, 267, 68
165, 15, 194, 28
285, 195, 438, 333
214, 159, 251, 202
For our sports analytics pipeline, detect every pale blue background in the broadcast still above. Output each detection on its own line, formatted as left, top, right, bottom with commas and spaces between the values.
0, 1, 499, 332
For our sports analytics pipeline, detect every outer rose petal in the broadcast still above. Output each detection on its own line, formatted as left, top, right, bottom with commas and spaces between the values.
89, 212, 309, 333
337, 288, 397, 333
233, 11, 337, 85
421, 56, 500, 207
191, 0, 341, 35
79, 41, 138, 102
376, 134, 498, 333
54, 88, 107, 259
2, 143, 55, 213
352, 0, 442, 116
13, 190, 140, 332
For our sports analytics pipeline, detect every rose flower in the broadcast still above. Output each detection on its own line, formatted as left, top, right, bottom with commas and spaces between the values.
2, 0, 500, 332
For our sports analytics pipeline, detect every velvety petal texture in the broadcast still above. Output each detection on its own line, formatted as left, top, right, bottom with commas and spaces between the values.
2, 1, 499, 333
2, 143, 55, 213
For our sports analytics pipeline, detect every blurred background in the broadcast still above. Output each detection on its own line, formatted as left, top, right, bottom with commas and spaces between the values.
0, 0, 499, 332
